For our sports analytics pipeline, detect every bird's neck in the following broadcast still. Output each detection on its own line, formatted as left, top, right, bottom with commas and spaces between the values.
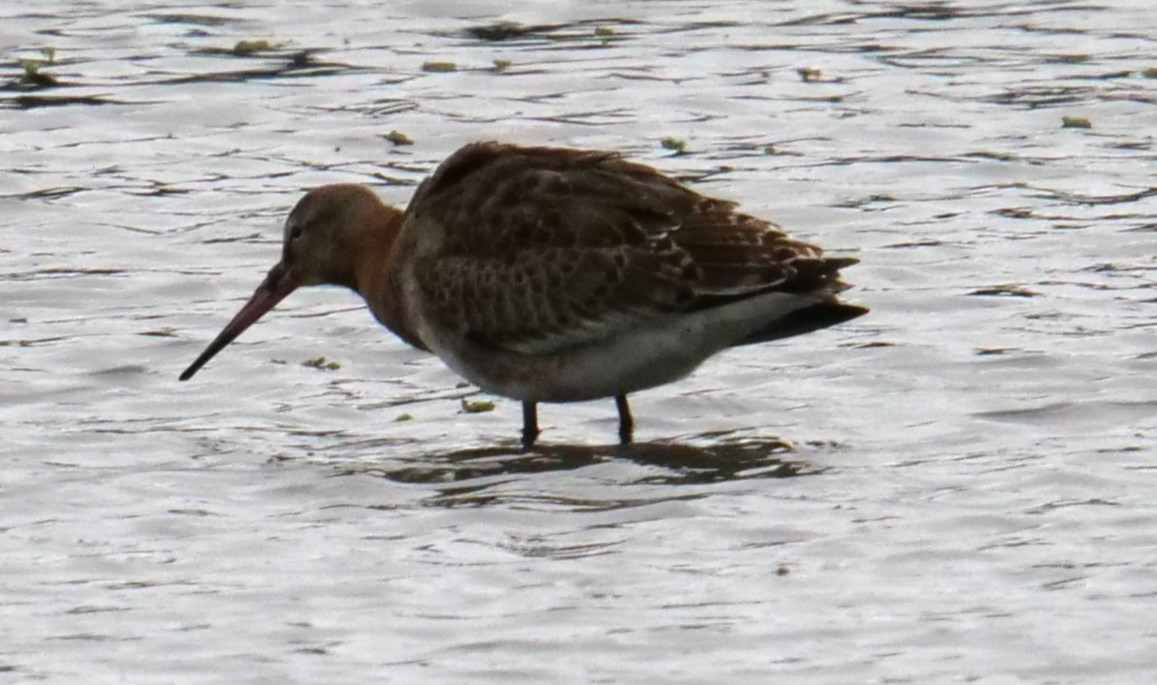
353, 206, 428, 351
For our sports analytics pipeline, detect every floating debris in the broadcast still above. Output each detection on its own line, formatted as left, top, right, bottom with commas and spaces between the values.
455, 381, 471, 389
1061, 115, 1092, 129
594, 26, 615, 37
422, 61, 457, 73
976, 348, 1014, 356
460, 398, 495, 413
466, 21, 532, 42
660, 136, 687, 154
289, 50, 312, 68
966, 150, 1018, 162
492, 58, 512, 73
14, 337, 66, 348
797, 66, 823, 82
994, 206, 1034, 219
968, 284, 1041, 298
17, 58, 59, 88
139, 328, 177, 337
10, 94, 115, 108
394, 413, 413, 422
1142, 67, 1157, 79
383, 130, 413, 146
762, 144, 803, 157
232, 39, 273, 57
835, 193, 898, 209
302, 356, 341, 370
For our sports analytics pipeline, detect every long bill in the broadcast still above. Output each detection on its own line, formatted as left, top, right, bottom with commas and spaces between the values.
179, 263, 298, 381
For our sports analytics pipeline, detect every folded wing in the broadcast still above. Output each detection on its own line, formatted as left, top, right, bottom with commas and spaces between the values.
405, 142, 856, 355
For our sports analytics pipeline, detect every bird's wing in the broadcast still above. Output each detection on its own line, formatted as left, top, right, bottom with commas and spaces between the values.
405, 142, 854, 355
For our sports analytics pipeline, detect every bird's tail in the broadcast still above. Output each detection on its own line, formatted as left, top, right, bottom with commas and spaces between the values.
734, 299, 868, 346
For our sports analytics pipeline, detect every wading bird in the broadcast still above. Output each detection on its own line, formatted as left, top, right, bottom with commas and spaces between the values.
180, 142, 867, 447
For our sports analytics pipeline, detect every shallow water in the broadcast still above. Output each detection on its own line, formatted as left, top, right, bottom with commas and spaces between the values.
2, 1, 1155, 682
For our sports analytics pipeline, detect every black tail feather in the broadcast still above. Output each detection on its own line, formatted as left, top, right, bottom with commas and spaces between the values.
735, 300, 869, 346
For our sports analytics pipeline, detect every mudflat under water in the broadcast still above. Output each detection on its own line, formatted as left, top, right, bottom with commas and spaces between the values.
2, 1, 1155, 683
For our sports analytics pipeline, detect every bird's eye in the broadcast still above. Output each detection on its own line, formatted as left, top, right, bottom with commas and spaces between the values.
288, 222, 304, 242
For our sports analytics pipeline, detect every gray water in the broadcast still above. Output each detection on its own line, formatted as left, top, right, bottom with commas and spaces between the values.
2, 1, 1155, 683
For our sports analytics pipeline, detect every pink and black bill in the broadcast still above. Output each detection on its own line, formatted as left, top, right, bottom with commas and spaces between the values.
179, 263, 298, 381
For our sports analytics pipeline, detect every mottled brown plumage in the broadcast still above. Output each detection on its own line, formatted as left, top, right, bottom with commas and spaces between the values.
402, 144, 858, 354
181, 141, 867, 446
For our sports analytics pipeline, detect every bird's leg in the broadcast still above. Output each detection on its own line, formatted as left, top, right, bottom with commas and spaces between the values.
615, 394, 634, 444
521, 401, 540, 449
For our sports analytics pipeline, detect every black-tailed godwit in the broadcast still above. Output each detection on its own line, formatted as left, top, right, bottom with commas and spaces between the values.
180, 142, 867, 447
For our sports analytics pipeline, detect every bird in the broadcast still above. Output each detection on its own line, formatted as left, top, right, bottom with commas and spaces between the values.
180, 141, 867, 447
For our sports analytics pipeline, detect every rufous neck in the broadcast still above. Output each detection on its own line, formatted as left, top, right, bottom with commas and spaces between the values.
353, 207, 426, 350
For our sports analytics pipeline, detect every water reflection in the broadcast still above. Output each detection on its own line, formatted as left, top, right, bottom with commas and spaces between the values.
331, 431, 822, 508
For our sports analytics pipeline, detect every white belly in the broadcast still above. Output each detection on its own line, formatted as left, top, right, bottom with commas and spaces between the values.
417, 291, 820, 403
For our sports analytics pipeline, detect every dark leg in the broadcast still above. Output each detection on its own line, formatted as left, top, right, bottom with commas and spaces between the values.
521, 401, 539, 449
615, 394, 633, 444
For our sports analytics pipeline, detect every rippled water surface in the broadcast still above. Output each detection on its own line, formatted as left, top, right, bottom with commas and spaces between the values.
2, 1, 1155, 682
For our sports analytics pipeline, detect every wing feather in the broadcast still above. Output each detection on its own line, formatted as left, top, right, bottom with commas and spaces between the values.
405, 142, 855, 354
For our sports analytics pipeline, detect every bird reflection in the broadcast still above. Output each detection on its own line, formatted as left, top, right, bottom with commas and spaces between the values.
331, 431, 828, 508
